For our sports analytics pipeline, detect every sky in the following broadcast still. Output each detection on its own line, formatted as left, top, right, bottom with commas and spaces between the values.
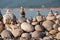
0, 0, 60, 8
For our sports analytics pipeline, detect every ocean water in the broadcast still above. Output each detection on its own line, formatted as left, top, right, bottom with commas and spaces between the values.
0, 0, 60, 8
1, 9, 60, 19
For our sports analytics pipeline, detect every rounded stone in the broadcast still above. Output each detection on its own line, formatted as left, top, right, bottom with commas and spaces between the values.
43, 37, 53, 40
53, 24, 59, 31
1, 30, 12, 38
32, 22, 38, 25
56, 15, 60, 20
21, 33, 31, 38
32, 17, 37, 22
18, 17, 26, 23
46, 16, 56, 21
42, 20, 54, 31
31, 31, 43, 38
55, 20, 60, 24
21, 22, 34, 32
58, 27, 60, 32
11, 29, 23, 37
36, 16, 43, 22
56, 32, 60, 39
49, 30, 57, 35
35, 25, 43, 31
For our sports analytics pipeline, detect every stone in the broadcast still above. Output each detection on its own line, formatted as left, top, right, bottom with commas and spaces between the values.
46, 10, 56, 21
56, 32, 60, 39
43, 36, 53, 40
42, 20, 54, 31
1, 30, 12, 39
31, 31, 44, 38
20, 7, 25, 18
35, 25, 43, 31
21, 22, 34, 32
21, 33, 31, 38
49, 30, 57, 35
56, 15, 60, 20
3, 9, 15, 24
36, 11, 43, 22
58, 27, 60, 32
11, 29, 23, 37
32, 22, 38, 25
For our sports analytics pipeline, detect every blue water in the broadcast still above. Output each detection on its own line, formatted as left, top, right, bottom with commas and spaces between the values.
0, 0, 60, 8
1, 9, 60, 19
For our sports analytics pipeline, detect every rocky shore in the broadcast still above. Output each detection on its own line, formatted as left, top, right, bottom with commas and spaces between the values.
0, 7, 60, 40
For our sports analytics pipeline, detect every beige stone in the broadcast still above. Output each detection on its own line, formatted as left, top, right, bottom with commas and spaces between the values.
21, 22, 34, 32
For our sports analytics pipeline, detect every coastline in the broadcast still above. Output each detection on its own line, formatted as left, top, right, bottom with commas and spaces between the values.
0, 7, 60, 10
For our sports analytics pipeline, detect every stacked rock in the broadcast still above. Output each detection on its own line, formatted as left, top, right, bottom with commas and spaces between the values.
0, 8, 60, 40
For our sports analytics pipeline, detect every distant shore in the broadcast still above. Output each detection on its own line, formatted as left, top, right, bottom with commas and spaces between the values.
0, 8, 60, 10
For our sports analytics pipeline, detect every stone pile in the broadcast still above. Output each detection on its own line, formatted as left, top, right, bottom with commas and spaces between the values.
0, 7, 60, 40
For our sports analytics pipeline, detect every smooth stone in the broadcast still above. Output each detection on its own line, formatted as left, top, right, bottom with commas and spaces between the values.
32, 17, 37, 22
56, 15, 60, 20
32, 22, 38, 25
35, 25, 43, 31
18, 17, 26, 23
42, 20, 54, 31
11, 29, 23, 37
31, 31, 43, 38
21, 33, 30, 38
36, 16, 43, 22
56, 32, 60, 39
21, 22, 34, 32
49, 30, 57, 35
43, 36, 53, 40
58, 27, 60, 32
1, 30, 12, 38
55, 20, 60, 24
53, 24, 59, 30
20, 37, 28, 40
46, 16, 56, 21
